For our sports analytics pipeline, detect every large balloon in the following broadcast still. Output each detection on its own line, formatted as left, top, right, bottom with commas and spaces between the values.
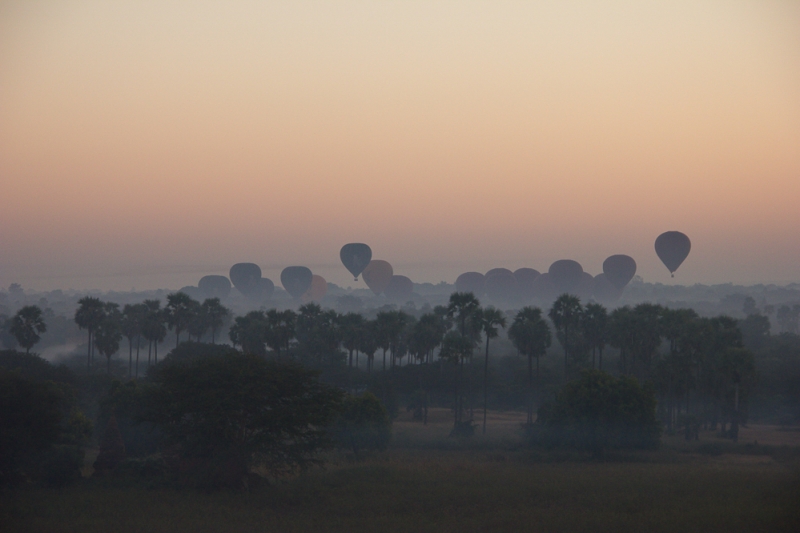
362, 260, 393, 295
513, 268, 540, 300
575, 271, 595, 300
385, 275, 414, 301
301, 275, 328, 303
592, 273, 623, 302
198, 275, 231, 299
655, 231, 691, 277
455, 272, 485, 296
281, 266, 313, 298
485, 270, 519, 303
548, 260, 584, 295
340, 243, 372, 281
259, 278, 275, 300
229, 263, 262, 297
603, 255, 637, 289
530, 273, 559, 302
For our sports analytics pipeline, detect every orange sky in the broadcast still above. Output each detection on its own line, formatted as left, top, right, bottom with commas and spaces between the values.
1, 0, 799, 290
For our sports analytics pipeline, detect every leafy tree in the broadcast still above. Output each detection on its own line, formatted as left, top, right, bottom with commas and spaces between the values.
548, 295, 583, 379
95, 303, 123, 374
330, 392, 391, 457
165, 292, 200, 347
74, 296, 105, 368
535, 369, 661, 454
508, 307, 552, 425
776, 304, 800, 334
739, 313, 771, 351
477, 307, 506, 434
10, 305, 47, 354
296, 304, 341, 366
447, 292, 481, 340
141, 348, 343, 489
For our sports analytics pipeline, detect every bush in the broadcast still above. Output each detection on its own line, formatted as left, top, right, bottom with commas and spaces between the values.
331, 392, 391, 456
534, 370, 661, 454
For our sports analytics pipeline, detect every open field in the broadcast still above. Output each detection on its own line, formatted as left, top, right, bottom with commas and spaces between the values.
4, 412, 800, 533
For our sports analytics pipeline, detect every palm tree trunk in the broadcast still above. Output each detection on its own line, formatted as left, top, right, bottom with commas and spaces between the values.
527, 354, 533, 425
129, 339, 133, 379
87, 331, 92, 369
135, 337, 140, 379
483, 336, 490, 435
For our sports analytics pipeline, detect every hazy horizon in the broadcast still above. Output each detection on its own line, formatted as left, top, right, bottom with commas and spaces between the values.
2, 1, 799, 292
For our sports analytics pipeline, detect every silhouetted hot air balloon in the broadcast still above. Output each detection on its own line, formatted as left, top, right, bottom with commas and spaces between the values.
548, 260, 584, 294
385, 275, 413, 301
603, 255, 637, 290
230, 263, 262, 297
575, 272, 595, 301
178, 286, 203, 300
198, 275, 232, 299
530, 273, 559, 302
655, 231, 691, 277
513, 268, 540, 300
362, 260, 393, 295
340, 243, 372, 281
485, 270, 518, 303
281, 266, 313, 299
455, 272, 485, 296
259, 278, 275, 300
592, 273, 623, 302
302, 275, 328, 303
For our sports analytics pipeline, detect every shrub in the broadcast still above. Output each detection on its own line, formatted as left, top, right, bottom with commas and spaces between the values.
534, 370, 661, 454
331, 392, 391, 456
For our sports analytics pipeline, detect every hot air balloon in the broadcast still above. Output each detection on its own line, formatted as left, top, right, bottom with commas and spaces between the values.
198, 275, 232, 299
362, 260, 393, 295
385, 275, 414, 301
548, 260, 584, 294
281, 266, 313, 299
178, 286, 203, 300
230, 263, 262, 297
340, 243, 372, 281
259, 278, 275, 300
301, 275, 328, 303
602, 255, 637, 290
513, 268, 540, 300
485, 270, 518, 303
655, 231, 691, 277
575, 271, 595, 301
455, 272, 485, 296
530, 273, 559, 302
592, 273, 623, 302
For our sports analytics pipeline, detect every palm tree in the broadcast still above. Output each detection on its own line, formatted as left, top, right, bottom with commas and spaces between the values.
439, 330, 475, 427
508, 307, 552, 425
121, 303, 147, 379
142, 300, 167, 366
95, 303, 122, 374
582, 303, 608, 370
374, 311, 393, 371
265, 309, 296, 356
165, 292, 199, 347
202, 298, 230, 344
447, 292, 481, 339
548, 294, 583, 380
74, 296, 106, 369
339, 312, 365, 368
359, 320, 379, 373
10, 305, 47, 354
477, 307, 506, 434
410, 312, 447, 364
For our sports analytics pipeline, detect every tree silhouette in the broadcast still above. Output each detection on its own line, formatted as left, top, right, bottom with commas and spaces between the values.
582, 303, 608, 370
10, 306, 47, 354
477, 306, 506, 434
229, 311, 268, 355
74, 297, 105, 369
202, 298, 230, 344
165, 292, 199, 348
439, 330, 475, 428
121, 303, 147, 379
508, 306, 551, 425
95, 303, 122, 374
358, 320, 379, 372
548, 294, 583, 380
142, 300, 167, 366
265, 309, 297, 356
339, 312, 365, 368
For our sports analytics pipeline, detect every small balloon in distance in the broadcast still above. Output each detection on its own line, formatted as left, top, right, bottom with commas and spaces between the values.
655, 231, 691, 277
362, 260, 393, 295
281, 266, 313, 298
340, 243, 372, 281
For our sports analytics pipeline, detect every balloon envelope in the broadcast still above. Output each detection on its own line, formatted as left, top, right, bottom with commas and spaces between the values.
603, 255, 637, 289
259, 278, 275, 300
548, 260, 584, 294
230, 263, 262, 297
592, 273, 623, 302
530, 273, 559, 302
485, 270, 519, 303
455, 272, 485, 296
281, 266, 313, 298
513, 268, 540, 300
302, 275, 328, 303
198, 275, 231, 299
655, 231, 691, 275
575, 272, 595, 301
362, 260, 393, 295
385, 275, 414, 301
340, 243, 372, 281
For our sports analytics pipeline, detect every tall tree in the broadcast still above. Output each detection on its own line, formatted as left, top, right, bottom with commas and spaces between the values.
339, 312, 365, 368
229, 311, 268, 355
508, 306, 552, 425
548, 294, 583, 380
477, 307, 506, 434
121, 303, 147, 379
74, 296, 105, 369
264, 309, 296, 356
10, 306, 47, 354
202, 298, 230, 344
358, 320, 379, 373
95, 303, 122, 374
142, 300, 167, 366
582, 303, 608, 370
439, 330, 475, 427
165, 292, 199, 347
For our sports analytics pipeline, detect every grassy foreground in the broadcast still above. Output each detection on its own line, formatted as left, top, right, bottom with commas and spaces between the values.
4, 410, 800, 533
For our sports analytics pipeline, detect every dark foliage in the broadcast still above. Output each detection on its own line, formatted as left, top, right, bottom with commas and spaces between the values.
330, 392, 391, 456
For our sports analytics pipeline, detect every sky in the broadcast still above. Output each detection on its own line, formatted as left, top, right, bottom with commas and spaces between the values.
1, 0, 799, 291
